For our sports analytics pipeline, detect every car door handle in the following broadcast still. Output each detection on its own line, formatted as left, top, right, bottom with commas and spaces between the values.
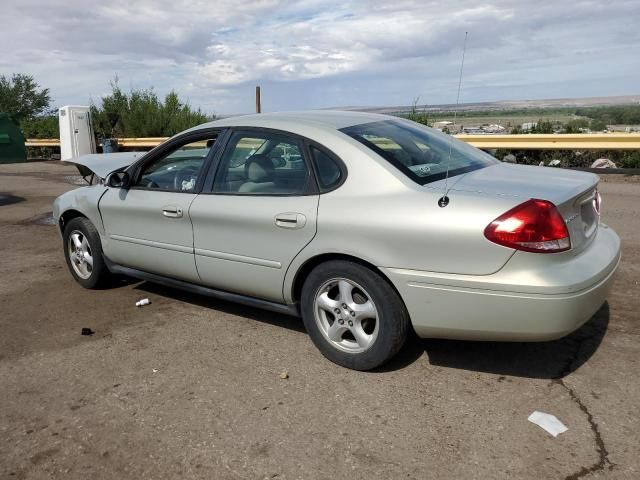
275, 213, 306, 229
162, 206, 183, 218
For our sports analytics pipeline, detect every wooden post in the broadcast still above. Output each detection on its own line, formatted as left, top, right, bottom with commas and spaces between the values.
255, 86, 261, 114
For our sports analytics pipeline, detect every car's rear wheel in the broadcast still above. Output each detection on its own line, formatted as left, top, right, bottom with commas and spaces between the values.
301, 260, 409, 370
63, 217, 110, 289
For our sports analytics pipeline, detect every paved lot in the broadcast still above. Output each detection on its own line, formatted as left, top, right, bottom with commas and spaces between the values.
0, 161, 638, 480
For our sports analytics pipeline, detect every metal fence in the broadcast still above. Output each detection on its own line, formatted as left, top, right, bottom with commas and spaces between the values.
26, 133, 640, 150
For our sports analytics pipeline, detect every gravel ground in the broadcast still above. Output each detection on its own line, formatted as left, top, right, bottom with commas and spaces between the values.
0, 161, 638, 480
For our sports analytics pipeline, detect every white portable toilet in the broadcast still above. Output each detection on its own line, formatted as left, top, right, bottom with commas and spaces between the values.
59, 106, 96, 160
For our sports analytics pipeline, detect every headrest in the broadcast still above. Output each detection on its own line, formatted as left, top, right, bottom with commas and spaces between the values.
245, 154, 274, 183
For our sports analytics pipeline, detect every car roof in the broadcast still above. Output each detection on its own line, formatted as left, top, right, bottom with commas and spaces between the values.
194, 110, 392, 131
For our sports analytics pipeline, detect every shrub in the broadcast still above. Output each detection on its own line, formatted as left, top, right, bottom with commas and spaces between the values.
90, 79, 214, 138
21, 114, 59, 138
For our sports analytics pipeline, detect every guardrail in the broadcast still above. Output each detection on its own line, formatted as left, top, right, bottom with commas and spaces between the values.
25, 137, 169, 148
25, 133, 640, 150
25, 139, 63, 147
456, 133, 640, 150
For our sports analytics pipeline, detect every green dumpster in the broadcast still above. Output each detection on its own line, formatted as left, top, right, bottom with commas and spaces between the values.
0, 113, 27, 163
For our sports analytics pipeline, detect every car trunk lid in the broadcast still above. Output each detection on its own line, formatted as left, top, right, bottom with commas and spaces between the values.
446, 163, 600, 252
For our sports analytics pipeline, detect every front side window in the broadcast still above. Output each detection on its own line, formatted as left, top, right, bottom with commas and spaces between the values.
341, 120, 497, 184
213, 132, 310, 195
135, 137, 216, 192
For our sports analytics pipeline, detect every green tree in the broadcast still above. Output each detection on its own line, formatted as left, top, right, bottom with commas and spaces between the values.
574, 105, 640, 125
21, 115, 59, 138
0, 74, 51, 123
589, 119, 607, 132
563, 118, 590, 133
531, 120, 554, 134
406, 97, 431, 126
91, 78, 213, 138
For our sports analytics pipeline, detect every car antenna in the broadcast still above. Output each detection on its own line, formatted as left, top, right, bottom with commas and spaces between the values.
438, 31, 468, 208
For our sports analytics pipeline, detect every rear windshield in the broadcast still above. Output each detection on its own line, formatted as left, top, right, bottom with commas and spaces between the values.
340, 119, 498, 185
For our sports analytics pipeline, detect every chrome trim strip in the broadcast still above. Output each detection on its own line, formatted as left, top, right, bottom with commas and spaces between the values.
110, 234, 193, 254
195, 248, 282, 269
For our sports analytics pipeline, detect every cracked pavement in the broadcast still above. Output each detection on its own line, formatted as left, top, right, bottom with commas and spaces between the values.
0, 162, 638, 479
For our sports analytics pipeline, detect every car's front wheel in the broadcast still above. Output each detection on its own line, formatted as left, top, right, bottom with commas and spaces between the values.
63, 217, 110, 289
301, 260, 409, 370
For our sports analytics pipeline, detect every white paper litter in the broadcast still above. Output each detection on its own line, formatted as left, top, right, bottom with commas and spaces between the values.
135, 298, 150, 307
528, 411, 568, 437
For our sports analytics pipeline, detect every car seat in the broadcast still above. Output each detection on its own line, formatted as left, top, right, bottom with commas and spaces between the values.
238, 154, 277, 193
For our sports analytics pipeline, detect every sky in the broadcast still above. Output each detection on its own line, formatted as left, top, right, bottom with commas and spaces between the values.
2, 0, 639, 115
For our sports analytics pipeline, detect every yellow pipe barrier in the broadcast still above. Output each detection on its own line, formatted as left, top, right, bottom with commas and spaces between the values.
26, 133, 640, 150
456, 133, 640, 150
117, 137, 169, 147
25, 138, 62, 147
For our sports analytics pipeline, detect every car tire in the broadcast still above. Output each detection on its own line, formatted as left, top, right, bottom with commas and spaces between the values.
301, 260, 410, 370
63, 217, 110, 289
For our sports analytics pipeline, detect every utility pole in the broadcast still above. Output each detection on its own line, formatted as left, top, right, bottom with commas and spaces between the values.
255, 86, 261, 114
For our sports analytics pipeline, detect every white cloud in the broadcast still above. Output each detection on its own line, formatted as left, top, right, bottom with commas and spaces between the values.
1, 0, 639, 113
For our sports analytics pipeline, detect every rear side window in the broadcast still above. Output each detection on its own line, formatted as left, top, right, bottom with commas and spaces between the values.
341, 119, 497, 185
213, 132, 310, 195
310, 146, 343, 191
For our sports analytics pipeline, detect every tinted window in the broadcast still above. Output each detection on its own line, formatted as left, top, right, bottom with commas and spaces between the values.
213, 132, 310, 195
310, 146, 342, 191
341, 120, 497, 185
135, 137, 216, 191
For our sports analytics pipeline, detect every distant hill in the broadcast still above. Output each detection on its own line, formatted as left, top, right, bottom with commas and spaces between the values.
338, 94, 640, 115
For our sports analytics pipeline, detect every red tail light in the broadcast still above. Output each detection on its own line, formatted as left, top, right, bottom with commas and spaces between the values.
484, 199, 571, 253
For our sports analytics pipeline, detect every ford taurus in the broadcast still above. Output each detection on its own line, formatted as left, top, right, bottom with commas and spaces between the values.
53, 111, 620, 370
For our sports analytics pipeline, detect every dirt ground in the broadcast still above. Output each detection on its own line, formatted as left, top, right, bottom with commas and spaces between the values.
0, 161, 638, 480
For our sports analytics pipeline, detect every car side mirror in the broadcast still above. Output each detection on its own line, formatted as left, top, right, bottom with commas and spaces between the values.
107, 171, 130, 189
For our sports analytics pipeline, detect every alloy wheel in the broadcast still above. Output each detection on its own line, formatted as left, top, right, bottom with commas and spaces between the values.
67, 230, 93, 280
313, 278, 379, 353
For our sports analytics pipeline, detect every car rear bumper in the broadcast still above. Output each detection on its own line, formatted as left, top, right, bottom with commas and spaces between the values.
381, 224, 620, 341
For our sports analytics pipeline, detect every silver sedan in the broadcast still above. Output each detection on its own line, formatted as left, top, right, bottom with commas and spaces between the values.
53, 111, 620, 370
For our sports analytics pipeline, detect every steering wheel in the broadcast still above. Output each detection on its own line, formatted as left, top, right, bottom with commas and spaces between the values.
420, 148, 436, 164
174, 167, 198, 191
139, 177, 159, 189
